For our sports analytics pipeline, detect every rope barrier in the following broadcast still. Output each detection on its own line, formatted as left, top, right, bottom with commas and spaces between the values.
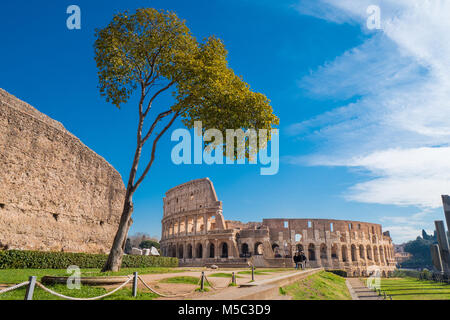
34, 277, 132, 301
203, 274, 233, 290
0, 281, 30, 295
0, 271, 236, 300
137, 275, 200, 298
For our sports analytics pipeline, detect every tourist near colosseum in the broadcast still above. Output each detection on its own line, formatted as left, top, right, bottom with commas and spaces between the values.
160, 178, 396, 277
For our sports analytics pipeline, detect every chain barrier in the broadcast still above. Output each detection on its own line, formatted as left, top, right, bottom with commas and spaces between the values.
203, 274, 233, 290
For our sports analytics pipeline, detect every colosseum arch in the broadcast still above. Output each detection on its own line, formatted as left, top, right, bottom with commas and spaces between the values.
208, 243, 215, 258
242, 243, 250, 257
296, 244, 304, 252
254, 242, 263, 255
359, 244, 365, 260
196, 243, 203, 259
169, 245, 176, 257
351, 244, 357, 262
379, 246, 385, 264
178, 244, 184, 259
320, 244, 327, 260
341, 245, 348, 262
187, 244, 193, 259
331, 244, 338, 259
220, 242, 229, 258
366, 245, 373, 260
374, 246, 379, 262
308, 243, 316, 261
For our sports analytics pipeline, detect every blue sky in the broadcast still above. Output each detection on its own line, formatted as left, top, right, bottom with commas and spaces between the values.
1, 0, 448, 243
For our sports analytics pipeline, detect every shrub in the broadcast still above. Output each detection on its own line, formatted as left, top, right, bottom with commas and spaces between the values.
0, 250, 178, 269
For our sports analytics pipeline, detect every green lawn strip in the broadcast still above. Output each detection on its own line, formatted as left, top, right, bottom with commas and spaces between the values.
0, 283, 159, 300
237, 271, 267, 275
209, 273, 242, 278
0, 267, 182, 284
280, 271, 351, 300
237, 268, 294, 276
379, 277, 450, 300
159, 276, 207, 286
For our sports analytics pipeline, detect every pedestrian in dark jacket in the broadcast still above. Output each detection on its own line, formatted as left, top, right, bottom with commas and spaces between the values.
299, 251, 307, 269
293, 252, 301, 269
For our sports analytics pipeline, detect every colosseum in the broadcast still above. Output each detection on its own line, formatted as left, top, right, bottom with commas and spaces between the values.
160, 178, 396, 276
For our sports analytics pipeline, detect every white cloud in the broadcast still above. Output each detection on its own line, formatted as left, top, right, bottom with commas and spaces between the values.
289, 0, 450, 240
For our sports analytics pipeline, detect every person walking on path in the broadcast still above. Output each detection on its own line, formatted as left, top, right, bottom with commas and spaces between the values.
293, 252, 301, 269
299, 251, 307, 269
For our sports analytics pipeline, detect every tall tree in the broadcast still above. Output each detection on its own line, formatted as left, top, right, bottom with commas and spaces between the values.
95, 8, 279, 272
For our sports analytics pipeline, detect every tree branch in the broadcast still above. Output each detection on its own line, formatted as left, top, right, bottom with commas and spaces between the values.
132, 111, 179, 192
141, 109, 173, 144
143, 80, 175, 117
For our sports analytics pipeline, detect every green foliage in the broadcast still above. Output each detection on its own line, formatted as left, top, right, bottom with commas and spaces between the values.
94, 8, 279, 161
0, 250, 178, 270
401, 236, 435, 269
139, 240, 160, 249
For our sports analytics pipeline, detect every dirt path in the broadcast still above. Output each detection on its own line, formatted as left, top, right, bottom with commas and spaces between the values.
131, 269, 297, 300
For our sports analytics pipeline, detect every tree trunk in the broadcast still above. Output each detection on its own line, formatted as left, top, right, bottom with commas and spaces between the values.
102, 194, 134, 272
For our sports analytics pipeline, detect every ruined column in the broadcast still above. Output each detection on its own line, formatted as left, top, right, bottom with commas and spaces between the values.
193, 215, 197, 234
326, 245, 332, 266
435, 220, 450, 273
215, 239, 219, 259
441, 195, 450, 233
430, 244, 444, 273
205, 214, 210, 234
315, 245, 322, 267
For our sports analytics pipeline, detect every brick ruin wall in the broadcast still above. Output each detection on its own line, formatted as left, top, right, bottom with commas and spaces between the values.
0, 89, 125, 253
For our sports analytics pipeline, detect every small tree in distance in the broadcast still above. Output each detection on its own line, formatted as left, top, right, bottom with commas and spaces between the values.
95, 8, 279, 272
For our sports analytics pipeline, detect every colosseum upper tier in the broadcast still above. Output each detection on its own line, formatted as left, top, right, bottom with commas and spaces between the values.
160, 178, 396, 276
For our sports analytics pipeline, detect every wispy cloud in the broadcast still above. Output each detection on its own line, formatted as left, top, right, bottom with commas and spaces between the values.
289, 0, 450, 241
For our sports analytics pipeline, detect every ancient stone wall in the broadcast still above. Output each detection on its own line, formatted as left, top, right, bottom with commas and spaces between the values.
0, 89, 125, 253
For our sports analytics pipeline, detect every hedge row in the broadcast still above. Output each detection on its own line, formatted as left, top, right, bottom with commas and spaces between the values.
0, 250, 178, 269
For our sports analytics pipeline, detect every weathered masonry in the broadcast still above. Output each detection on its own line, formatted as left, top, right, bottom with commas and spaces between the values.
160, 178, 396, 276
0, 89, 125, 253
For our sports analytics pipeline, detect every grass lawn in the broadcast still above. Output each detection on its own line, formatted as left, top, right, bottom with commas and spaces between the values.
237, 268, 293, 276
0, 283, 159, 300
0, 267, 184, 300
279, 271, 351, 300
159, 276, 207, 286
377, 277, 450, 300
209, 273, 242, 278
0, 267, 182, 284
